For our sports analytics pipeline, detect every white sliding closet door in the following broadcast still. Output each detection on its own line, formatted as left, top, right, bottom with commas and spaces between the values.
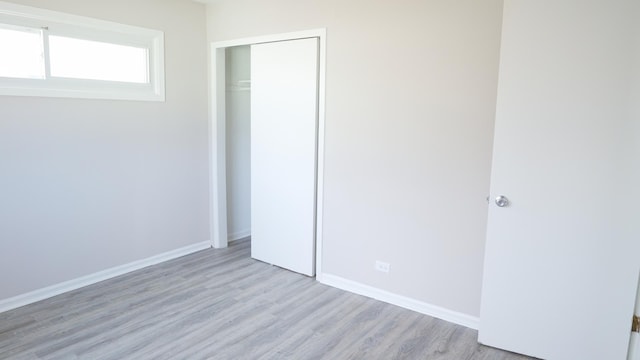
250, 38, 318, 276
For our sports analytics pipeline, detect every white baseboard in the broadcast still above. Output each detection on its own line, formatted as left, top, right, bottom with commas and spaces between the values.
320, 273, 479, 330
228, 229, 251, 242
0, 241, 212, 314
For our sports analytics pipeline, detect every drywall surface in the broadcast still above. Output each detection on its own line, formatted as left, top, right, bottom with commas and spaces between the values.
0, 0, 209, 300
207, 0, 503, 317
225, 46, 251, 240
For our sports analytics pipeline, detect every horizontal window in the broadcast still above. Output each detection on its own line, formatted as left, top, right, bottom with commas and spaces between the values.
0, 1, 165, 101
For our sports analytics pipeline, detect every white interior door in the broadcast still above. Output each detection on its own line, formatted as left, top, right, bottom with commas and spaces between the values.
479, 1, 640, 360
250, 38, 318, 276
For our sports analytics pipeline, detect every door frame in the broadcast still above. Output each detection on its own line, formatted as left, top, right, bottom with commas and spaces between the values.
209, 29, 327, 279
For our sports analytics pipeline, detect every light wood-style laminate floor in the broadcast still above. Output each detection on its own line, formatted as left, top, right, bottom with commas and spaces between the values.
0, 240, 534, 359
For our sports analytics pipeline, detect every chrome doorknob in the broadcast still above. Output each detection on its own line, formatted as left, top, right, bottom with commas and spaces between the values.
495, 195, 509, 207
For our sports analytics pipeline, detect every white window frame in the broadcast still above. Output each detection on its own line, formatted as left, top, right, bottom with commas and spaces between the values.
0, 1, 165, 101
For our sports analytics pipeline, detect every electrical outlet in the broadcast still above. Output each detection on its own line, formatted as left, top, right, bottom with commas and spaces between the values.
375, 260, 390, 273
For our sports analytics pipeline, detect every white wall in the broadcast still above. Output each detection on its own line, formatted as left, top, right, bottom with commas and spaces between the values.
225, 46, 251, 241
207, 0, 503, 317
0, 0, 209, 300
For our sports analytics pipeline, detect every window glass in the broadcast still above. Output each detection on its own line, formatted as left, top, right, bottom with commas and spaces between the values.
0, 26, 45, 79
0, 1, 165, 101
49, 36, 149, 83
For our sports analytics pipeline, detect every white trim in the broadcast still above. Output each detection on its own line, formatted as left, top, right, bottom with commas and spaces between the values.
212, 29, 326, 49
209, 29, 327, 279
228, 229, 251, 242
210, 44, 228, 248
320, 273, 480, 330
0, 241, 211, 314
314, 31, 326, 281
629, 333, 640, 360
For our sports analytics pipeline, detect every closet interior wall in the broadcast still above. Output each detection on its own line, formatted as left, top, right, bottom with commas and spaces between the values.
225, 46, 252, 242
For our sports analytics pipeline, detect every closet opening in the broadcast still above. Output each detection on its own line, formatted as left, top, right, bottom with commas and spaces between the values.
224, 45, 252, 244
210, 30, 327, 278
